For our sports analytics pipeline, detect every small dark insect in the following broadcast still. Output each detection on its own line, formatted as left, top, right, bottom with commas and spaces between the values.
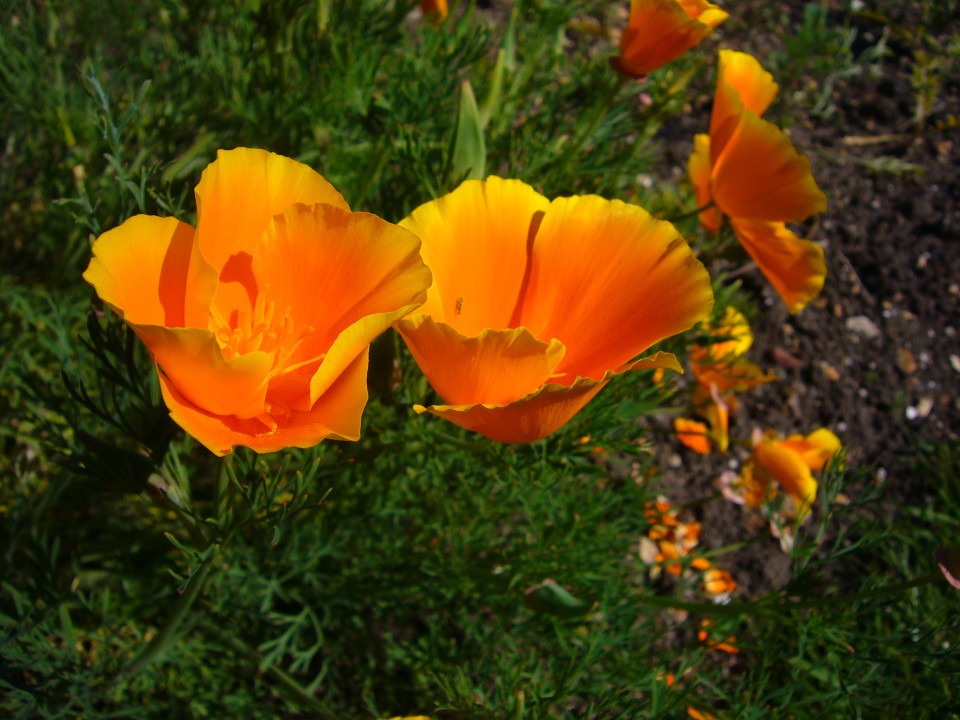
455, 296, 464, 315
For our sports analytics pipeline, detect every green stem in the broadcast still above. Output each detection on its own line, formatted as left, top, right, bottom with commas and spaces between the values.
638, 572, 944, 618
667, 201, 715, 224
206, 622, 339, 720
126, 548, 220, 674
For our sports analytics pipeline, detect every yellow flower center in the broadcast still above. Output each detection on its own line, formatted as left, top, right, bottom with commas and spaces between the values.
210, 291, 311, 368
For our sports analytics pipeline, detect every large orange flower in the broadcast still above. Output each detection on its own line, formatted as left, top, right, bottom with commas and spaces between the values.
83, 148, 431, 456
395, 177, 714, 443
688, 50, 828, 313
613, 0, 728, 78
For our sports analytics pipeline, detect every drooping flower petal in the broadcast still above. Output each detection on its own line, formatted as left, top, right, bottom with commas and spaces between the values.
396, 315, 566, 406
732, 219, 826, 314
194, 148, 349, 275
515, 194, 713, 382
399, 177, 550, 336
82, 215, 217, 328
415, 354, 680, 444
251, 203, 431, 410
158, 351, 370, 456
615, 0, 729, 79
711, 111, 827, 223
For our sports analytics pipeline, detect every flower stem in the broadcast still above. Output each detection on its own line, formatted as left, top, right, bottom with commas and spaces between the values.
205, 621, 340, 720
667, 201, 715, 224
125, 547, 219, 674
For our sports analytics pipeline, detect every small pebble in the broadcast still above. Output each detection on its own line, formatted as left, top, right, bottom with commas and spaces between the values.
896, 348, 917, 374
846, 315, 881, 339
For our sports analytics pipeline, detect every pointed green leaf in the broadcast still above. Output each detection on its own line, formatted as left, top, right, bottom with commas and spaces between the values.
452, 79, 486, 181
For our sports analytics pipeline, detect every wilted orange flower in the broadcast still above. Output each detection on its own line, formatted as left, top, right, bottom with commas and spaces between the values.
419, 0, 447, 23
677, 307, 776, 452
396, 177, 714, 443
702, 568, 736, 598
689, 50, 828, 313
729, 428, 843, 519
83, 148, 431, 456
613, 0, 729, 78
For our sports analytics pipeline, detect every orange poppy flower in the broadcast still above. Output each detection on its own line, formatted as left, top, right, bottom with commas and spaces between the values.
689, 50, 828, 313
613, 0, 729, 78
395, 177, 714, 443
736, 428, 842, 518
83, 148, 431, 456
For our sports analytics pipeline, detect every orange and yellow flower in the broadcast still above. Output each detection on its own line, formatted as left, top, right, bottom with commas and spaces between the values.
689, 50, 828, 313
727, 428, 842, 519
613, 0, 729, 78
83, 148, 431, 456
395, 177, 713, 443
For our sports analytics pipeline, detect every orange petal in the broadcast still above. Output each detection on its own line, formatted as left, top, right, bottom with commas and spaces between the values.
194, 148, 348, 274
781, 428, 842, 471
615, 0, 729, 78
415, 374, 610, 444
675, 417, 711, 454
251, 203, 431, 408
131, 323, 273, 419
158, 351, 369, 456
515, 195, 713, 381
710, 50, 779, 159
413, 353, 678, 443
399, 177, 550, 336
732, 219, 826, 313
753, 440, 817, 515
396, 315, 565, 406
83, 215, 216, 328
688, 134, 721, 232
711, 111, 827, 223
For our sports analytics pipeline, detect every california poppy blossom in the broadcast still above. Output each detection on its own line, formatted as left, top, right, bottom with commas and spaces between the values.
689, 50, 828, 312
83, 148, 431, 456
395, 177, 714, 443
613, 0, 728, 79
